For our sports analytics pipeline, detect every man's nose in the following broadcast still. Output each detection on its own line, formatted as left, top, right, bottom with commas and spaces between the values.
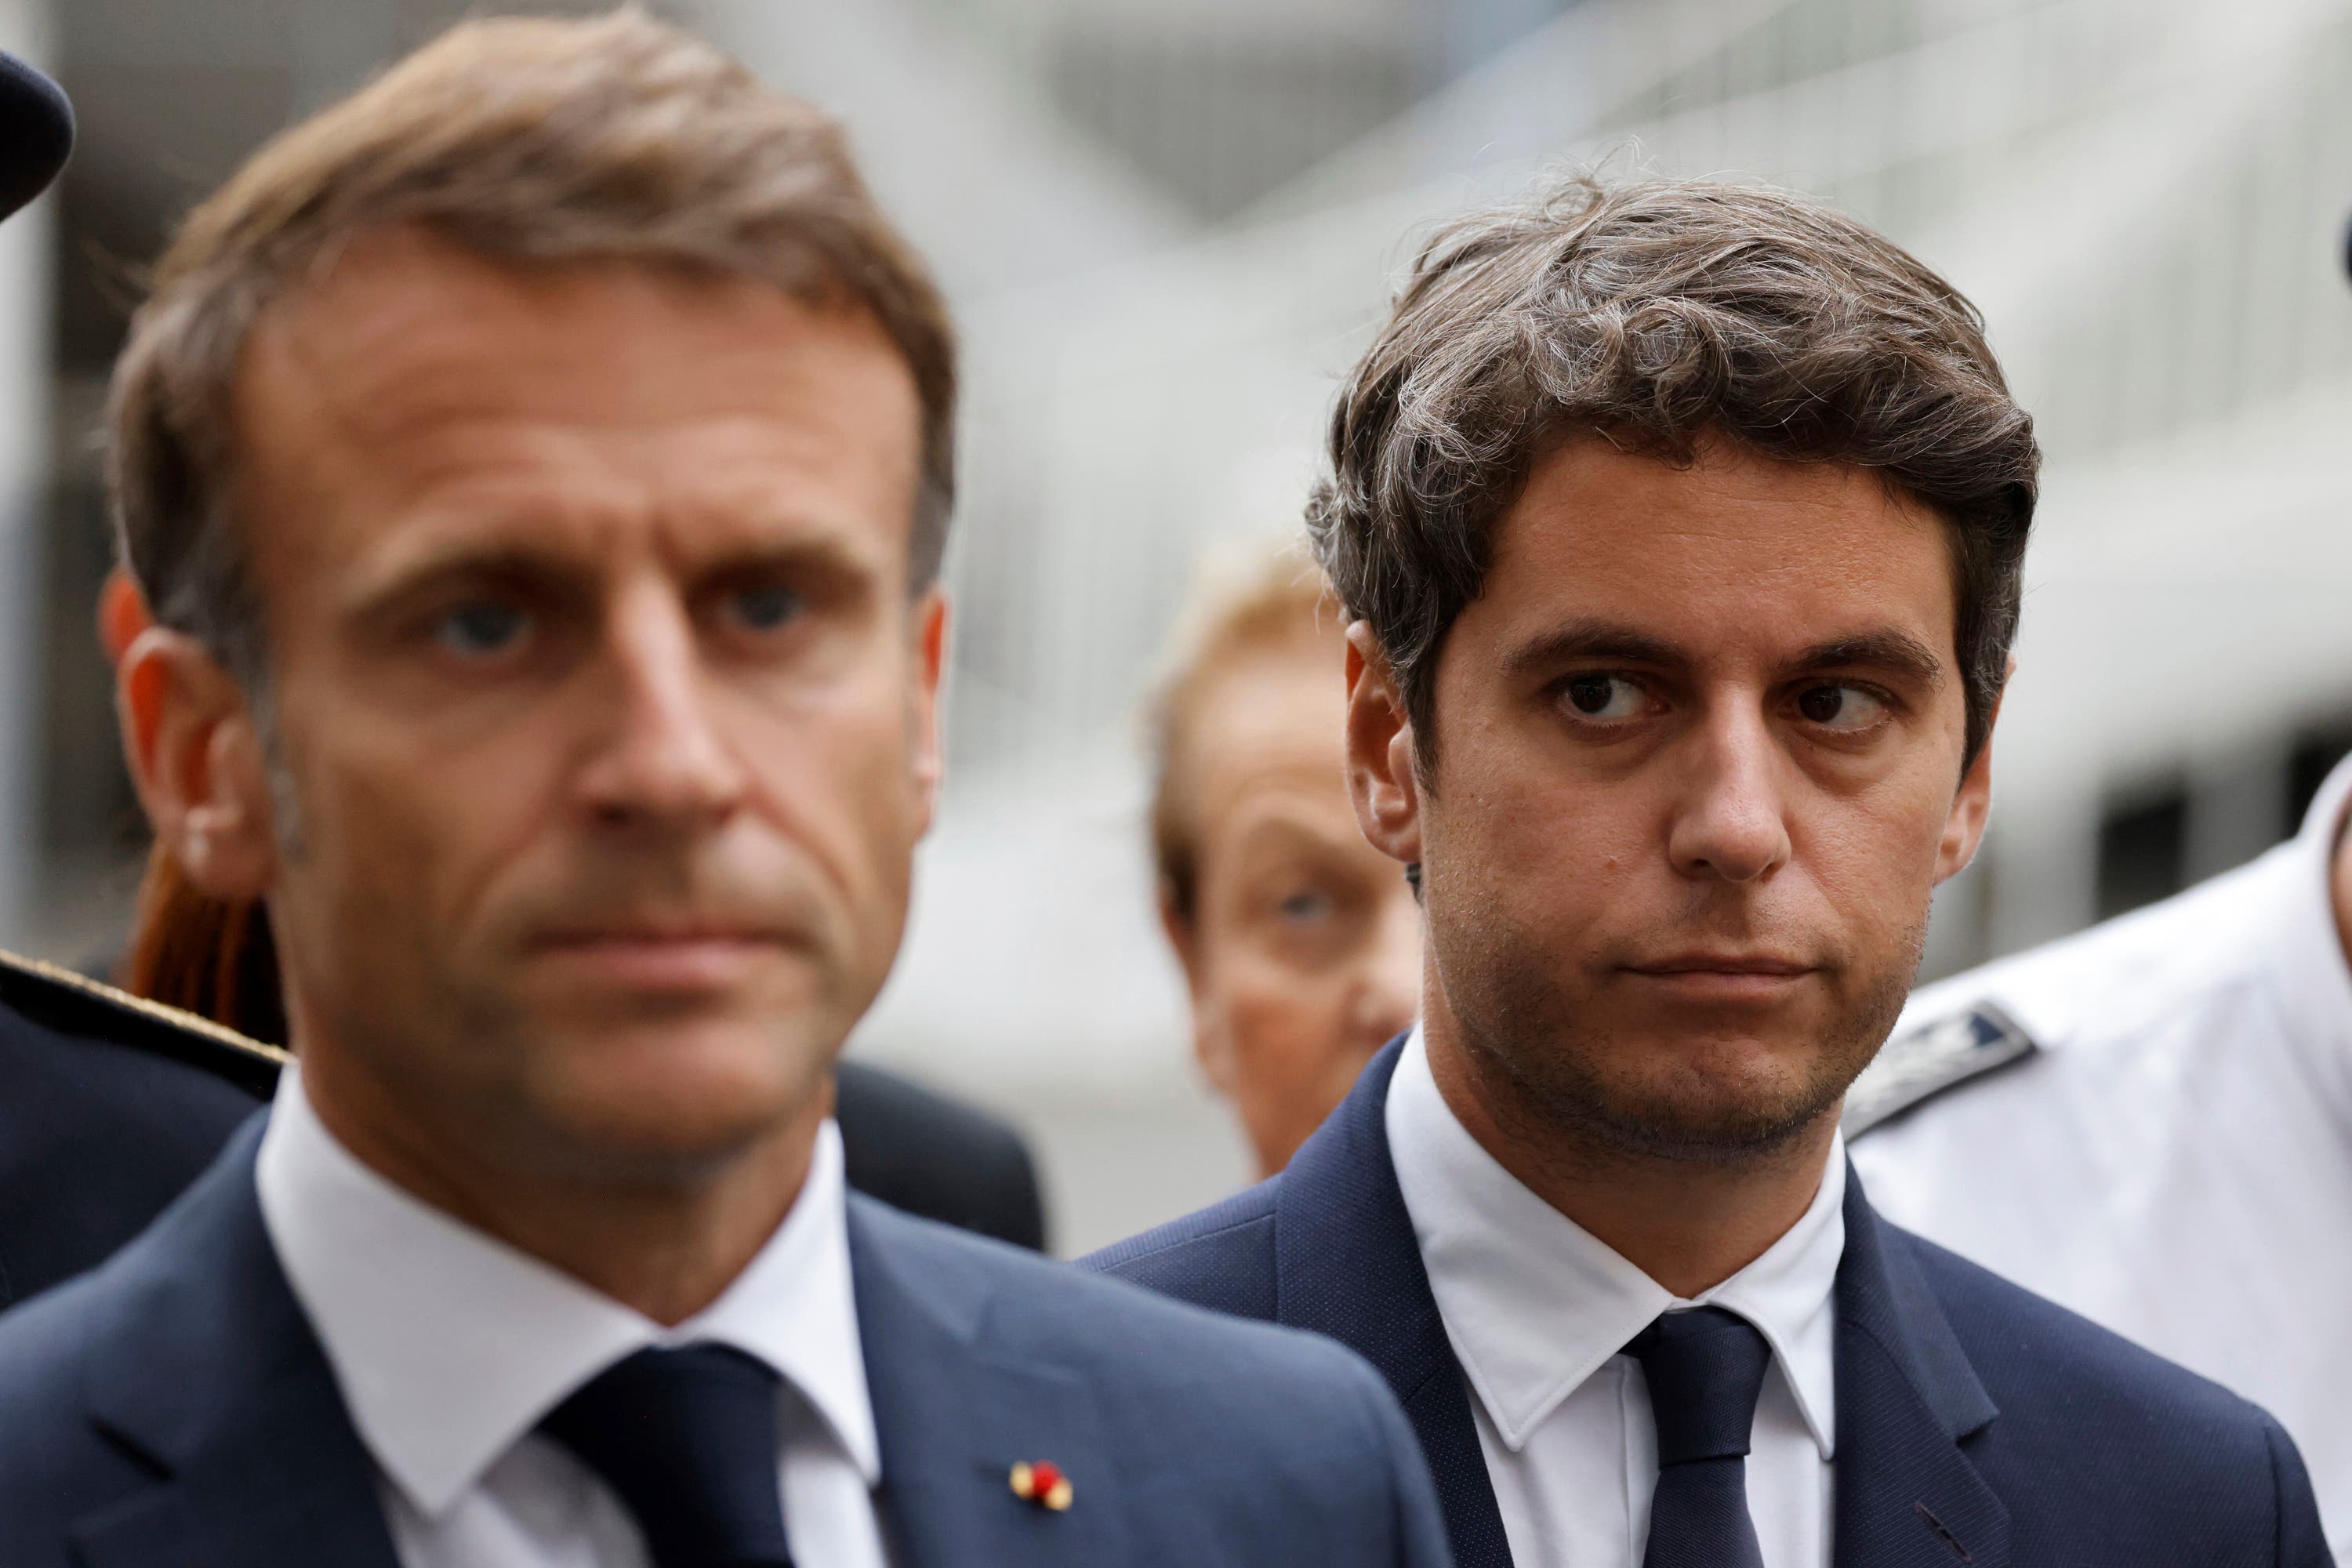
1350, 886, 1424, 1044
575, 585, 749, 829
1664, 702, 1792, 885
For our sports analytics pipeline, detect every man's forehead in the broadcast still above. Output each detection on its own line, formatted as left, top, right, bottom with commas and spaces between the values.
239, 228, 916, 441
227, 226, 922, 584
1475, 437, 1959, 654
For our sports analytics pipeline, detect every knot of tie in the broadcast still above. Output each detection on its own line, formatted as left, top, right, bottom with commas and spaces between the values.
1627, 1306, 1773, 1465
538, 1343, 797, 1568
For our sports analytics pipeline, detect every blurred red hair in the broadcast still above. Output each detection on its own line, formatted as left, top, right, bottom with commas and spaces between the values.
119, 845, 286, 1046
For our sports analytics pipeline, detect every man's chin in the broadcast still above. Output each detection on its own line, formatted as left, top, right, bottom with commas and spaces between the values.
1508, 1046, 1850, 1165
513, 1026, 831, 1180
1585, 1085, 1838, 1163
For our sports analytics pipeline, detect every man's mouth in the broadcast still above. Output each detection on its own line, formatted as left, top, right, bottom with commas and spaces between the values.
528, 925, 787, 990
1619, 952, 1817, 1000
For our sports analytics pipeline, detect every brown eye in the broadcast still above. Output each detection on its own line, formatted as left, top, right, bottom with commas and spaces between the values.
1797, 684, 1888, 730
1562, 673, 1643, 720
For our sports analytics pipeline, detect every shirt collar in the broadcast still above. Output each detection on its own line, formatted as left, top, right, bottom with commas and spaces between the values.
1385, 1025, 1843, 1458
2262, 749, 2352, 1131
255, 1064, 880, 1519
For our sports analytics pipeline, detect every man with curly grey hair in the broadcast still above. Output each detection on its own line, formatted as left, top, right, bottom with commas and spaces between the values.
1091, 173, 2331, 1568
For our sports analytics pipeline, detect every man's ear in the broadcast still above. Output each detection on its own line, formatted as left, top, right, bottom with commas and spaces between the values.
1935, 657, 2013, 884
98, 567, 150, 666
1343, 622, 1423, 869
907, 588, 949, 834
118, 627, 277, 901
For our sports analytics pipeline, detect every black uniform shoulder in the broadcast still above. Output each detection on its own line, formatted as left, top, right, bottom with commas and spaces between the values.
0, 949, 285, 1097
0, 951, 280, 1308
833, 1060, 1047, 1250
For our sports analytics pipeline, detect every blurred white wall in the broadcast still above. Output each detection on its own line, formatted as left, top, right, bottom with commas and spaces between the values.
698, 0, 1196, 303
0, 0, 55, 949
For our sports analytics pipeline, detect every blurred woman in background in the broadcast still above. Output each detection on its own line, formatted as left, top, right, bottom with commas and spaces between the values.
1149, 543, 1421, 1177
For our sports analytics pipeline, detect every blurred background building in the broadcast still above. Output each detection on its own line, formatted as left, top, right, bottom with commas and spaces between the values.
8, 0, 2351, 1251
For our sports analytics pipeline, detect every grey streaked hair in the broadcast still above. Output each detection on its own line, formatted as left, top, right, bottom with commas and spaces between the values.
1306, 172, 2038, 773
107, 8, 956, 691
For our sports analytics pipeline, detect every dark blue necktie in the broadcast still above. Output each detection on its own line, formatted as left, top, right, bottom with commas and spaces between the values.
538, 1344, 797, 1568
1628, 1307, 1773, 1568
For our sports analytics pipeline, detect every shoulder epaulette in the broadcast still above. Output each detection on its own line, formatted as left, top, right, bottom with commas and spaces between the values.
0, 947, 287, 1100
1843, 1000, 2037, 1139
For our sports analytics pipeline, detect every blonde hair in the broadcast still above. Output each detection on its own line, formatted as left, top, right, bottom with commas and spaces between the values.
1148, 539, 1343, 924
109, 8, 956, 687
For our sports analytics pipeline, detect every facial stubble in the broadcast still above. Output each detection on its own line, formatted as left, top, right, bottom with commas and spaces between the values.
1436, 896, 1927, 1171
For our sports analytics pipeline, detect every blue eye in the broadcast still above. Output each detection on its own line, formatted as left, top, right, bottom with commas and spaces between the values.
1279, 889, 1334, 924
434, 601, 528, 658
728, 583, 804, 633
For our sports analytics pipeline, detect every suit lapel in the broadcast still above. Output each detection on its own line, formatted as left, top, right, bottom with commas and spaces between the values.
850, 1198, 1134, 1568
1273, 1052, 2020, 1568
1833, 1170, 2011, 1568
71, 1118, 402, 1568
1273, 1037, 1513, 1568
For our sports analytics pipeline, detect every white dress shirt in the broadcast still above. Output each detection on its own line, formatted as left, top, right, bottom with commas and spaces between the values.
1854, 750, 2352, 1559
1386, 1029, 1844, 1568
255, 1065, 889, 1568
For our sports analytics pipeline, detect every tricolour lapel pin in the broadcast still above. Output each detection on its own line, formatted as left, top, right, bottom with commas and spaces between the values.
1010, 1460, 1074, 1512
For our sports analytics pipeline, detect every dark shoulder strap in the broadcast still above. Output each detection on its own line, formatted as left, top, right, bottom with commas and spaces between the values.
1845, 1000, 2038, 1139
0, 947, 286, 1099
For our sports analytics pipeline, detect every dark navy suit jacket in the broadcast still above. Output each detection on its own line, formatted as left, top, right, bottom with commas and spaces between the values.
0, 1116, 1454, 1567
1086, 1039, 2332, 1568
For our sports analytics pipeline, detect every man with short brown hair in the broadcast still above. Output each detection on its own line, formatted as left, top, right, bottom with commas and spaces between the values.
1091, 175, 2330, 1568
0, 16, 1450, 1566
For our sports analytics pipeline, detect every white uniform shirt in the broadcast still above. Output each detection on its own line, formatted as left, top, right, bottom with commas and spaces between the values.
1386, 1029, 1844, 1568
256, 1065, 891, 1568
1853, 752, 2352, 1559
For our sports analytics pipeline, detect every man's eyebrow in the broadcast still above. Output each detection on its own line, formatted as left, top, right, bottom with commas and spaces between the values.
343, 539, 574, 612
1794, 630, 1947, 688
1228, 806, 1372, 854
1501, 620, 1690, 680
1501, 619, 1949, 688
345, 524, 873, 610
